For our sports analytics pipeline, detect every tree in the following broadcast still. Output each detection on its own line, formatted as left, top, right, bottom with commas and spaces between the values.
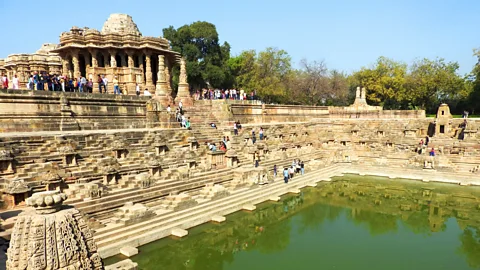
228, 47, 292, 103
162, 21, 232, 90
406, 58, 466, 112
254, 47, 292, 103
290, 59, 329, 105
467, 49, 480, 114
351, 57, 407, 109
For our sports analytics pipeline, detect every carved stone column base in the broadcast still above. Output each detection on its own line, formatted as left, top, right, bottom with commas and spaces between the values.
175, 83, 193, 106
155, 82, 168, 96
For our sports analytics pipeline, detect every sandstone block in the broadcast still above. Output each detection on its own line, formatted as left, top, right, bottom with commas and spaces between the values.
105, 259, 138, 270
211, 215, 226, 223
242, 204, 256, 211
171, 228, 188, 237
289, 189, 301, 194
120, 246, 138, 257
269, 196, 281, 202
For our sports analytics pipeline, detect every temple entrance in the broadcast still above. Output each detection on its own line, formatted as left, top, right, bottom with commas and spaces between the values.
78, 54, 86, 77
97, 52, 105, 67
134, 55, 140, 68
116, 54, 123, 67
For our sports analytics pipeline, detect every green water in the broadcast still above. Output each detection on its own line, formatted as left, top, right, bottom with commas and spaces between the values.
104, 175, 480, 270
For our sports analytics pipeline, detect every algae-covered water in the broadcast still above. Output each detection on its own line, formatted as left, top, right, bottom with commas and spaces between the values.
104, 175, 480, 270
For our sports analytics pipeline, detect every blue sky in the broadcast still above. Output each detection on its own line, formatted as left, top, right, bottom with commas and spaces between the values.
1, 0, 478, 75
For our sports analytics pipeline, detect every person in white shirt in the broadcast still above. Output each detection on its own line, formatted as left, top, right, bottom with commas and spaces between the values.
167, 105, 171, 113
102, 76, 108, 94
135, 83, 140, 96
143, 88, 152, 96
12, 75, 19, 89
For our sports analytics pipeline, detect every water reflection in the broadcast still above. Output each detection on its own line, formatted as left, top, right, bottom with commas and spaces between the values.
105, 175, 480, 269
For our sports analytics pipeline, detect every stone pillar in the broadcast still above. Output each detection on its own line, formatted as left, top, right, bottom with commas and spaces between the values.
361, 87, 366, 99
356, 86, 360, 99
175, 58, 193, 106
62, 54, 69, 76
145, 53, 154, 91
128, 53, 134, 68
138, 55, 144, 86
90, 49, 99, 91
127, 51, 135, 94
72, 52, 80, 79
103, 52, 110, 67
109, 50, 117, 68
165, 57, 172, 92
156, 55, 168, 96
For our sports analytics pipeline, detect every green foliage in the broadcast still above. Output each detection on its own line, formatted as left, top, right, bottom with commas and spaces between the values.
162, 21, 232, 89
351, 57, 407, 108
350, 56, 468, 112
162, 20, 477, 111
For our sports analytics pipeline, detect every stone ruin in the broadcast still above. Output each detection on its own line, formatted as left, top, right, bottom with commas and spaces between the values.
111, 202, 155, 226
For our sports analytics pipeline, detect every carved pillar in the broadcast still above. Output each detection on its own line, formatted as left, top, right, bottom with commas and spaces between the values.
109, 50, 117, 68
90, 49, 99, 91
127, 51, 135, 94
156, 55, 168, 96
138, 55, 144, 85
145, 53, 154, 91
361, 87, 366, 99
175, 58, 193, 105
61, 53, 69, 76
72, 51, 80, 79
165, 57, 171, 92
103, 52, 110, 67
127, 53, 134, 68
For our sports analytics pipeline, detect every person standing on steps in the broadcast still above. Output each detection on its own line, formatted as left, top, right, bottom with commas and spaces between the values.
283, 167, 289, 183
273, 164, 277, 178
259, 127, 264, 140
300, 161, 305, 175
179, 100, 183, 114
113, 76, 119, 94
233, 121, 238, 135
255, 152, 260, 167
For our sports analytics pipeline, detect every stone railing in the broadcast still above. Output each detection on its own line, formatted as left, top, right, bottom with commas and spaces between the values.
0, 89, 150, 132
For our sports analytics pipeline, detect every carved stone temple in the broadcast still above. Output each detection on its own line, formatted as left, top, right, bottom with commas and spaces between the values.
0, 14, 185, 99
6, 190, 104, 269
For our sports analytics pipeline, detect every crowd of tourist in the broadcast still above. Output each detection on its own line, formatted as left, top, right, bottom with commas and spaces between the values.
0, 72, 147, 95
1, 73, 262, 103
193, 88, 257, 101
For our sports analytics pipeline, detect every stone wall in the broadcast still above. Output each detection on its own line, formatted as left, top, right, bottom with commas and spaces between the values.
0, 89, 150, 132
230, 103, 330, 123
230, 103, 425, 123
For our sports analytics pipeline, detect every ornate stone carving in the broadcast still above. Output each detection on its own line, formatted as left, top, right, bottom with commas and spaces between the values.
179, 58, 187, 84
101, 14, 141, 36
158, 55, 166, 82
58, 145, 75, 155
5, 179, 30, 195
7, 190, 103, 269
111, 138, 127, 151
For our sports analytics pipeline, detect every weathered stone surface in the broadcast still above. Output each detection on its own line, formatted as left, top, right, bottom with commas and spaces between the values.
105, 259, 138, 270
211, 215, 226, 223
6, 191, 103, 269
171, 228, 188, 237
119, 246, 138, 257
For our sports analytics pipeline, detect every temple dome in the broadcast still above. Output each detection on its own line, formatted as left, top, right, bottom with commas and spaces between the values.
101, 13, 142, 36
